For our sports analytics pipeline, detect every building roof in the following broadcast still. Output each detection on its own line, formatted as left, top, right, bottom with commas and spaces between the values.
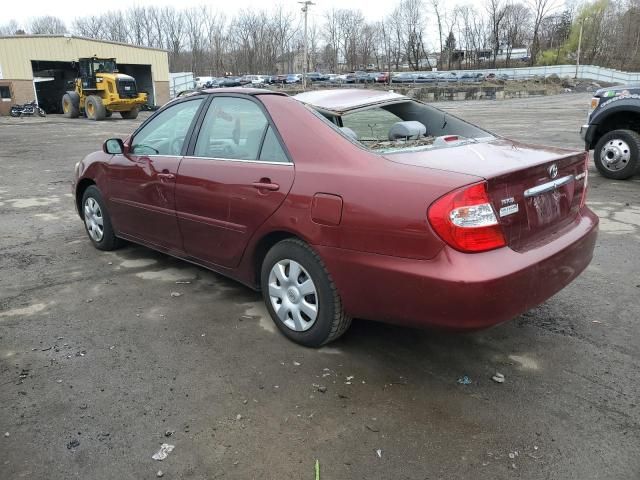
294, 89, 409, 113
0, 34, 167, 52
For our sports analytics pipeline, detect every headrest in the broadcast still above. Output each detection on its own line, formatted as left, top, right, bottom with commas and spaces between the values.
340, 127, 359, 140
388, 121, 426, 140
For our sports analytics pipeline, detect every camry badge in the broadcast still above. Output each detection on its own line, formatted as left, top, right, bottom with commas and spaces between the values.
548, 163, 558, 179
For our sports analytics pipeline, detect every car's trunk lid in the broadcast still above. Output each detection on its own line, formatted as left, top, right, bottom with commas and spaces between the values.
386, 139, 588, 251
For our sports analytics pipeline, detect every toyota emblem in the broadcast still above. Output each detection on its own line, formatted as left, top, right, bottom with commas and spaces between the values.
548, 164, 558, 179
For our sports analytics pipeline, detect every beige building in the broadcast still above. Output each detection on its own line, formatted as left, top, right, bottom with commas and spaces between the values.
0, 35, 169, 115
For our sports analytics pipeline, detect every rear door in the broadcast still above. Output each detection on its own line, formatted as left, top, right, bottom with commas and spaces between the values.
175, 95, 294, 268
107, 97, 204, 251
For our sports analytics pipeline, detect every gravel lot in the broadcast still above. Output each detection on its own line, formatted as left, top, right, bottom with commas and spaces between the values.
1, 93, 639, 479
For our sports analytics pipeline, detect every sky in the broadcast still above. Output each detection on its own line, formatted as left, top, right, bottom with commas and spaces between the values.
4, 0, 477, 27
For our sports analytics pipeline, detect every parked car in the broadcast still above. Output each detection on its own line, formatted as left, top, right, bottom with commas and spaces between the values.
375, 72, 390, 83
414, 73, 437, 83
459, 72, 484, 82
73, 88, 598, 347
286, 74, 302, 84
391, 72, 416, 83
354, 71, 371, 83
217, 77, 242, 87
580, 84, 640, 179
436, 72, 458, 82
484, 72, 509, 81
272, 74, 288, 84
306, 72, 328, 82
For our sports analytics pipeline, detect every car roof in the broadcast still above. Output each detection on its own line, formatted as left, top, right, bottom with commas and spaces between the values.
294, 89, 409, 114
199, 87, 285, 96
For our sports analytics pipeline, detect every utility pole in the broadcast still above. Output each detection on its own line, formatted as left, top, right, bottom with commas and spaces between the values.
575, 18, 586, 79
299, 1, 315, 89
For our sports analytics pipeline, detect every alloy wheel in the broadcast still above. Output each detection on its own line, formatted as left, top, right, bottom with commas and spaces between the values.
268, 259, 318, 331
601, 138, 631, 172
84, 197, 104, 242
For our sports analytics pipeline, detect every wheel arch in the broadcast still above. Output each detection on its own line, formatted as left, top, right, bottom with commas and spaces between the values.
590, 108, 640, 149
251, 230, 305, 288
75, 178, 96, 219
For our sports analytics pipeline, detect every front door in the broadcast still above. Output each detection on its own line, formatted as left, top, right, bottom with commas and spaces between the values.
175, 95, 294, 268
107, 97, 204, 252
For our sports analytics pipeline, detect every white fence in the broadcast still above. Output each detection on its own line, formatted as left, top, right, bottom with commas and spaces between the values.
428, 64, 640, 84
169, 72, 195, 98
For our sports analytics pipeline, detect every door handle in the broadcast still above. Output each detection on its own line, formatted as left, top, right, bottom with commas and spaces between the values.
252, 181, 279, 191
158, 172, 175, 180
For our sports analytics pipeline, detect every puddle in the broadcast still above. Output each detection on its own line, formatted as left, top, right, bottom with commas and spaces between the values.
7, 196, 60, 208
243, 302, 275, 333
509, 354, 540, 370
0, 303, 48, 318
120, 258, 157, 268
318, 347, 343, 354
136, 267, 197, 282
34, 213, 60, 221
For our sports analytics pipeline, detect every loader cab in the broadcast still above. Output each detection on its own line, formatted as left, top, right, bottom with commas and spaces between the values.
78, 57, 118, 90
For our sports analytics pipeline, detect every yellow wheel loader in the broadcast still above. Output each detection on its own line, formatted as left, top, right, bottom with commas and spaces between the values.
62, 57, 148, 121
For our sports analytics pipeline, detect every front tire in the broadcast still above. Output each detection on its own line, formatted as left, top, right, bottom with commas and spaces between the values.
593, 129, 640, 179
81, 186, 121, 251
85, 95, 106, 121
62, 92, 80, 118
120, 108, 139, 119
261, 239, 351, 347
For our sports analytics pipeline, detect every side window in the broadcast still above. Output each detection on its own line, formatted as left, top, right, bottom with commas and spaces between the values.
131, 98, 203, 156
259, 127, 288, 163
341, 107, 403, 141
194, 97, 268, 160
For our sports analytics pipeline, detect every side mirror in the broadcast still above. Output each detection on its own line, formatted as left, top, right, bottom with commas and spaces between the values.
103, 138, 124, 155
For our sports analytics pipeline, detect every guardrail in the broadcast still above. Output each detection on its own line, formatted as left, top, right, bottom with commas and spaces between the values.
405, 64, 640, 84
169, 72, 196, 98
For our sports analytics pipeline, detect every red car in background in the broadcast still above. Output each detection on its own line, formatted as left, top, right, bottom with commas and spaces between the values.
73, 88, 598, 347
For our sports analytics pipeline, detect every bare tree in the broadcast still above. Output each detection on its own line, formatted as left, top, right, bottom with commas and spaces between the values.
29, 16, 67, 34
0, 20, 21, 36
502, 3, 532, 66
486, 0, 507, 67
528, 0, 559, 65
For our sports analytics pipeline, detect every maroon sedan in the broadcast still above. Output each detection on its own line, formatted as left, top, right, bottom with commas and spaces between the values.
72, 88, 598, 347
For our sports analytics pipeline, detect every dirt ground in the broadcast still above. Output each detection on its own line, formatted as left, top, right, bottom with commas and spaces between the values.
1, 93, 639, 480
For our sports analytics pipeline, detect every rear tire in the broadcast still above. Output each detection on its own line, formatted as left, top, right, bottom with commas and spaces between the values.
85, 95, 106, 121
260, 238, 351, 347
62, 92, 80, 118
81, 186, 122, 251
120, 108, 139, 119
593, 129, 640, 180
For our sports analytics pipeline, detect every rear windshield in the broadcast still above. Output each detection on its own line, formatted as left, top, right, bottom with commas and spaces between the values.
309, 100, 495, 154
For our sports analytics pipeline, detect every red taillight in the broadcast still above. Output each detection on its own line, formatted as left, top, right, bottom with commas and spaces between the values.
428, 182, 506, 253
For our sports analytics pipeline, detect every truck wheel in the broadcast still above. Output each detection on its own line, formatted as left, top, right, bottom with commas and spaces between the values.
62, 92, 80, 118
261, 238, 352, 347
85, 96, 106, 121
120, 108, 139, 119
594, 129, 640, 180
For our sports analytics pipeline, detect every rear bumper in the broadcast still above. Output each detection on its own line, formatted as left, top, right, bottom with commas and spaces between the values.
317, 208, 599, 330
